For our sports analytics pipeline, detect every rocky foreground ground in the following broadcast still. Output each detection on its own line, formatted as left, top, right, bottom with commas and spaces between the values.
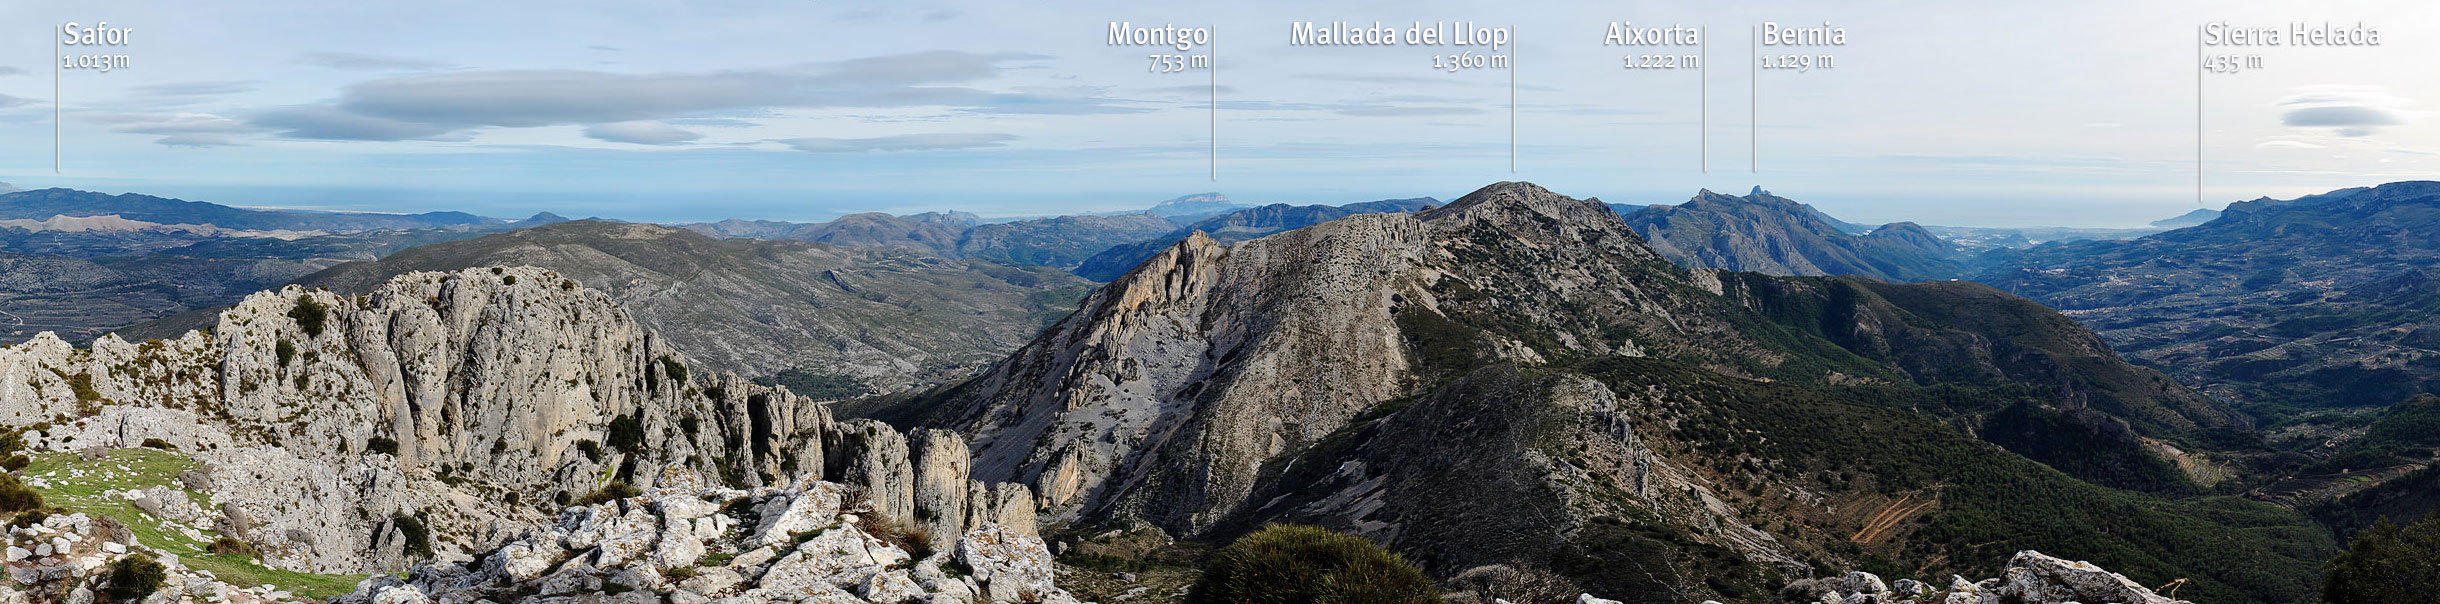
336, 467, 1076, 604
1768, 550, 2196, 604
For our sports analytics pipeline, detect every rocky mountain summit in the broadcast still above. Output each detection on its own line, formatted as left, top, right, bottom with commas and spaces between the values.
1071, 197, 1438, 281
871, 181, 2321, 603
0, 266, 1048, 592
339, 468, 1076, 604
1620, 189, 1964, 282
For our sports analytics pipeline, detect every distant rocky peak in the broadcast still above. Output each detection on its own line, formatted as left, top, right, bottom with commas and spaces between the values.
1868, 221, 1935, 237
907, 210, 982, 226
1148, 192, 1242, 218
1156, 192, 1229, 206
1424, 181, 1610, 224
2360, 180, 2440, 203
1100, 230, 1226, 300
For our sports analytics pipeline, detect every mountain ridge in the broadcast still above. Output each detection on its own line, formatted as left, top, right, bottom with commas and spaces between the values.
858, 181, 2309, 602
1620, 189, 1965, 282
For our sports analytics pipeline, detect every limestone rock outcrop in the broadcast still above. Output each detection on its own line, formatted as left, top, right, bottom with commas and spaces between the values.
335, 471, 1078, 604
0, 267, 1040, 578
4, 511, 311, 604
1777, 551, 2194, 604
919, 183, 1743, 537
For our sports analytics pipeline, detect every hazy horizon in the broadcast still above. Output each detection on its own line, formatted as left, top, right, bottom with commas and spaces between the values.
4, 0, 2433, 227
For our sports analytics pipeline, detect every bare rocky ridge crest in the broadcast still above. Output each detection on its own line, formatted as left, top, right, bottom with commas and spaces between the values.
0, 267, 1043, 581
913, 182, 1800, 567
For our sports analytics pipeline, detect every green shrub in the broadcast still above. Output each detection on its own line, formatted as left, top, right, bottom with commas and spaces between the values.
66, 372, 101, 402
0, 475, 43, 512
663, 565, 699, 580
392, 515, 433, 559
0, 455, 27, 472
288, 296, 330, 338
8, 510, 47, 529
2323, 514, 2440, 604
365, 436, 399, 456
209, 536, 257, 557
574, 481, 642, 506
139, 438, 174, 450
575, 439, 603, 462
1186, 524, 1436, 604
105, 555, 167, 601
659, 356, 688, 386
275, 339, 296, 367
606, 416, 644, 454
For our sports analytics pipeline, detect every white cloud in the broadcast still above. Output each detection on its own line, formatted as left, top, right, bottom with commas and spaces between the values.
775, 133, 1016, 153
247, 51, 1143, 141
584, 121, 702, 145
302, 52, 452, 71
2277, 85, 2415, 137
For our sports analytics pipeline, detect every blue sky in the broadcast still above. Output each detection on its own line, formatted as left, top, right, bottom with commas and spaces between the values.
1, 0, 2434, 226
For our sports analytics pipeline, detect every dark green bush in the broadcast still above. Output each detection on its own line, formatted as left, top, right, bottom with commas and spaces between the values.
1, 455, 27, 472
275, 339, 296, 367
1186, 524, 1436, 604
606, 416, 644, 454
392, 515, 433, 559
288, 296, 330, 338
209, 536, 257, 558
365, 436, 399, 456
0, 475, 43, 512
66, 372, 101, 403
575, 439, 603, 462
139, 438, 174, 450
2323, 513, 2440, 604
574, 481, 642, 506
8, 510, 46, 529
105, 555, 167, 601
659, 356, 688, 386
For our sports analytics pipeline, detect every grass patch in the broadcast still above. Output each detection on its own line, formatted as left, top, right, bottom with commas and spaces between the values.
24, 449, 367, 598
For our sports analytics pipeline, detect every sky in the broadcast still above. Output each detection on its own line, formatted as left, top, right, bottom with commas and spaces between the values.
0, 0, 2434, 227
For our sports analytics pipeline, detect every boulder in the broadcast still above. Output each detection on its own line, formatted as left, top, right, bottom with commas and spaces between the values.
1782, 551, 2190, 604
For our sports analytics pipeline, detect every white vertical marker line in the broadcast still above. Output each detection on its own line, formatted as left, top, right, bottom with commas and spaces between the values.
1210, 24, 1217, 181
2196, 25, 2204, 205
1701, 26, 1707, 174
1751, 25, 1757, 173
56, 30, 63, 173
1509, 24, 1516, 174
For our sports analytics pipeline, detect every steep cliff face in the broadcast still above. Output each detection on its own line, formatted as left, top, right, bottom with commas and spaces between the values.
882, 181, 2305, 604
913, 183, 1759, 535
0, 267, 1038, 577
1237, 365, 1802, 589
